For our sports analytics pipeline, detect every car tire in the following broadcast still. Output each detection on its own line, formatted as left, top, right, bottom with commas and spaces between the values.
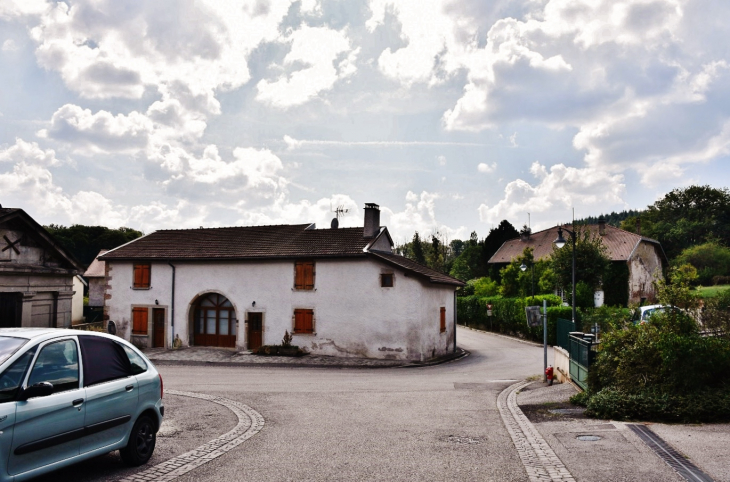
120, 415, 157, 466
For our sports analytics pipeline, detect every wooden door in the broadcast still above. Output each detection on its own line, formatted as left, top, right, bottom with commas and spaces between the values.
248, 313, 262, 350
153, 308, 165, 348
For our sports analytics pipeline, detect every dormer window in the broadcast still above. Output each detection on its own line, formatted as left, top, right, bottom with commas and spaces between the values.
294, 260, 315, 290
133, 263, 151, 289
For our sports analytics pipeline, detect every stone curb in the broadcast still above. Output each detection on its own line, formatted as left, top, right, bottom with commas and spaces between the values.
497, 381, 576, 482
148, 347, 468, 370
120, 390, 265, 482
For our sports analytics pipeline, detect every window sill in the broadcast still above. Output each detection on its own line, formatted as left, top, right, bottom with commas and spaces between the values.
131, 332, 149, 336
292, 332, 316, 336
131, 286, 151, 290
292, 288, 316, 292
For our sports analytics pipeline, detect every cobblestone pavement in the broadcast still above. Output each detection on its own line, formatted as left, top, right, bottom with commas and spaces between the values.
144, 346, 465, 368
498, 381, 576, 482
120, 390, 264, 482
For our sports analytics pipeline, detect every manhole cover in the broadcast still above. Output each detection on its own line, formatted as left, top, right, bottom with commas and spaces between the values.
444, 435, 484, 445
576, 435, 602, 442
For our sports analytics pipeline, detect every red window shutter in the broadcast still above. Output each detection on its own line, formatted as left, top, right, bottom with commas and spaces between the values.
304, 262, 314, 290
440, 307, 446, 333
134, 264, 151, 288
304, 310, 313, 333
132, 307, 148, 334
295, 262, 304, 289
294, 309, 314, 333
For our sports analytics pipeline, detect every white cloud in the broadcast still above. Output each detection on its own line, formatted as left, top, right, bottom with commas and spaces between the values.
0, 0, 48, 19
478, 162, 626, 229
382, 190, 469, 242
477, 162, 496, 173
0, 138, 61, 167
256, 25, 358, 108
2, 39, 18, 51
437, 155, 446, 165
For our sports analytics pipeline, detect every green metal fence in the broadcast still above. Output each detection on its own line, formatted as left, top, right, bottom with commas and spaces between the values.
556, 318, 575, 351
568, 333, 598, 391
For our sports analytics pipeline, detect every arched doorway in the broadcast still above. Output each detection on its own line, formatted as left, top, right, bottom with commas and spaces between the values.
192, 293, 237, 347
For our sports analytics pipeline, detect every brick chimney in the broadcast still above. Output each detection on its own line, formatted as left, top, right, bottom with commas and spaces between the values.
636, 217, 641, 236
598, 215, 606, 236
363, 203, 380, 238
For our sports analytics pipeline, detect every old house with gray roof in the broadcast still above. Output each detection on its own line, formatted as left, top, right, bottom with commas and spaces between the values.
488, 218, 667, 305
99, 204, 463, 360
0, 206, 83, 327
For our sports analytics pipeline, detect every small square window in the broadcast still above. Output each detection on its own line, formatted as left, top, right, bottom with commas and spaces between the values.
381, 273, 394, 288
294, 309, 314, 334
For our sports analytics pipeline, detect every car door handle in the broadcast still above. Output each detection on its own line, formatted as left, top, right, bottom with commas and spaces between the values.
125, 385, 134, 392
72, 398, 84, 407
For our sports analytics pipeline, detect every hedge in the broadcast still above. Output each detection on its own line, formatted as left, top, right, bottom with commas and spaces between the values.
457, 295, 577, 345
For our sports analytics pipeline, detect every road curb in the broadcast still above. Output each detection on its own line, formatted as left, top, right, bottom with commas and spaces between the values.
459, 325, 545, 347
120, 390, 264, 482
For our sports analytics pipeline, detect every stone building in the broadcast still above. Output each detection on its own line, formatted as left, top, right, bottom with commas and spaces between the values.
100, 204, 464, 360
0, 207, 83, 327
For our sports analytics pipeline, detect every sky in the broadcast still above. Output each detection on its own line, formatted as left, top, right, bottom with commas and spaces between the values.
1, 0, 729, 243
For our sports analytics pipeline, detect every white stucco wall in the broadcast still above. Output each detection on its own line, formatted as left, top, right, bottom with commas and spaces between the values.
105, 257, 456, 360
628, 241, 664, 304
72, 275, 85, 323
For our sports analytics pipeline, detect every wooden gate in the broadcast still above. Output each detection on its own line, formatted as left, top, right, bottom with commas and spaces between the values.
193, 293, 237, 348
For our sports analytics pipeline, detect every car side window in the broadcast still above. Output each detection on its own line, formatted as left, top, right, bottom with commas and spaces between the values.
27, 340, 79, 394
121, 344, 148, 375
0, 347, 37, 403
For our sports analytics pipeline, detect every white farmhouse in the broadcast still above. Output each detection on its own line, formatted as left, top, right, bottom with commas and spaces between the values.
99, 204, 464, 361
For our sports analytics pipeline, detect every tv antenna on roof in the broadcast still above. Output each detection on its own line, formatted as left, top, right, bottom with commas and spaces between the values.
330, 203, 349, 229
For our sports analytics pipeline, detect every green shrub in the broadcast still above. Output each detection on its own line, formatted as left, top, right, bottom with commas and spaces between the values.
586, 387, 730, 423
569, 390, 590, 407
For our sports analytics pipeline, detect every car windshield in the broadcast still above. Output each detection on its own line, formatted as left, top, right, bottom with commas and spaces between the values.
0, 337, 28, 365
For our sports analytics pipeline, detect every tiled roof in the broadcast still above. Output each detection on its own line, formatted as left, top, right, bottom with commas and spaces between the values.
369, 251, 465, 286
488, 224, 665, 264
84, 249, 108, 277
100, 224, 372, 260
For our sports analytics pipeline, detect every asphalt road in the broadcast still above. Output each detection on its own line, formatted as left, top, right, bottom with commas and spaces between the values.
41, 328, 549, 482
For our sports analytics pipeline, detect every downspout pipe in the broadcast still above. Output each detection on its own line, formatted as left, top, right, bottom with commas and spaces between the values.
453, 290, 457, 353
168, 262, 176, 345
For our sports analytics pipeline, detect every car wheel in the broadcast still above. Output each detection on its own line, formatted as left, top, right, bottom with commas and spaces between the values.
120, 415, 157, 466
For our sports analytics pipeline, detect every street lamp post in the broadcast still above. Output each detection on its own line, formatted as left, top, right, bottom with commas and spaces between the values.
554, 225, 577, 324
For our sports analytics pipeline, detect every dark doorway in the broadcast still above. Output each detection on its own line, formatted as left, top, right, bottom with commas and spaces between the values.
248, 313, 262, 351
153, 308, 165, 348
0, 293, 21, 328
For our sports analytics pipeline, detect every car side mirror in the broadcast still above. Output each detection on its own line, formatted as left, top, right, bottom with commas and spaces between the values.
18, 382, 54, 401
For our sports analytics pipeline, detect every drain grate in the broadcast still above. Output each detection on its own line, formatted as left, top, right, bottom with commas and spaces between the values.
628, 424, 715, 482
444, 435, 484, 445
576, 435, 602, 441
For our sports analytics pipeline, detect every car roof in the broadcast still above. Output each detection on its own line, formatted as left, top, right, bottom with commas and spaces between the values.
0, 328, 120, 344
640, 304, 666, 312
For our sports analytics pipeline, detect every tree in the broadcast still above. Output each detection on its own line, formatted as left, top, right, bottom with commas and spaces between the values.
44, 224, 144, 268
550, 226, 610, 294
674, 241, 730, 285
411, 232, 426, 264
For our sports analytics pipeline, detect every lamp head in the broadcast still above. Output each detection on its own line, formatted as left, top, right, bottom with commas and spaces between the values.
520, 263, 527, 272
554, 227, 567, 249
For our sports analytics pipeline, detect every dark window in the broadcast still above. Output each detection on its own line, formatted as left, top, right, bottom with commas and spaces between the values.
381, 273, 394, 287
0, 346, 37, 403
294, 261, 315, 290
121, 344, 148, 374
78, 336, 132, 387
132, 307, 148, 334
294, 309, 314, 334
440, 307, 446, 333
28, 340, 79, 394
133, 263, 151, 288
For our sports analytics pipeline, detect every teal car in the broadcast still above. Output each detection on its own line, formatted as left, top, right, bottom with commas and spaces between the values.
0, 328, 164, 481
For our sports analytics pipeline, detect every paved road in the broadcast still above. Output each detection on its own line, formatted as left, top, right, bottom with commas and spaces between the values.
157, 328, 548, 482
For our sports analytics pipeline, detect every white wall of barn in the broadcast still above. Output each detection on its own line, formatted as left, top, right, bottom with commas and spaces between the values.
105, 257, 455, 361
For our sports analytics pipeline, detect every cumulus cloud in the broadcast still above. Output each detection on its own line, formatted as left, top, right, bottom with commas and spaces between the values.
478, 162, 626, 229
256, 24, 358, 108
477, 162, 496, 173
382, 190, 469, 242
0, 138, 61, 166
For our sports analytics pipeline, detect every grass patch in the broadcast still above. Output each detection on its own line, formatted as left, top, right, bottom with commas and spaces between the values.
695, 284, 730, 299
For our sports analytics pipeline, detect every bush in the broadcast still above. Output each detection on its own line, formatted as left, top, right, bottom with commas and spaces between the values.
675, 242, 730, 286
586, 387, 730, 423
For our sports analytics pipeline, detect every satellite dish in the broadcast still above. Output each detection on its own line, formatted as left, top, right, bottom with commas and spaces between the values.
331, 218, 339, 229
107, 320, 117, 336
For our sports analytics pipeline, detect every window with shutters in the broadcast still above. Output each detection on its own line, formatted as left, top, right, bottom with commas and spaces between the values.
133, 263, 151, 289
440, 307, 446, 333
294, 260, 315, 290
293, 309, 314, 334
132, 307, 149, 334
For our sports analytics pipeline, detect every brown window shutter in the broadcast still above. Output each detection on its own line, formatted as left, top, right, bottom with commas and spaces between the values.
134, 264, 151, 288
304, 310, 313, 333
440, 307, 446, 333
142, 264, 150, 287
133, 307, 148, 334
304, 262, 314, 290
294, 309, 313, 333
295, 262, 304, 289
